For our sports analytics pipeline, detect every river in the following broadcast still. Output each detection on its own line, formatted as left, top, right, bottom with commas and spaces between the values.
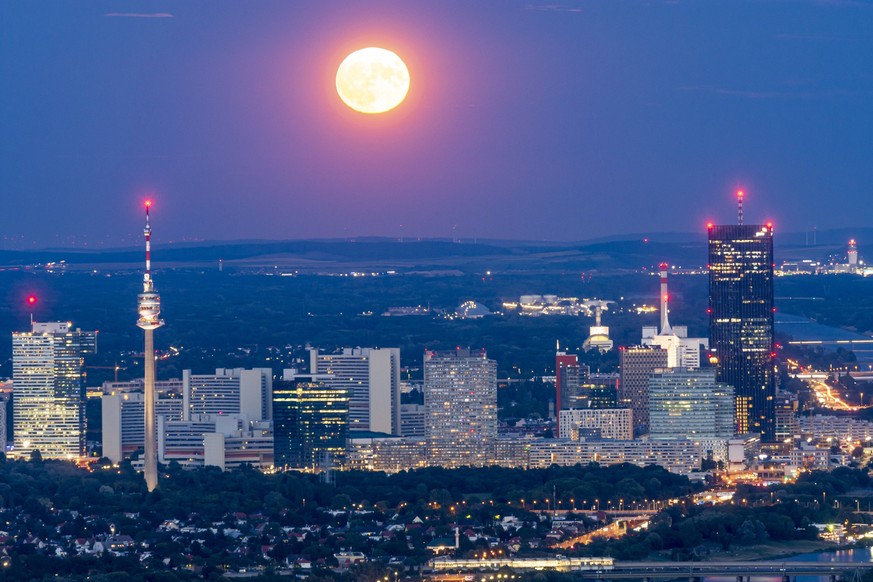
777, 313, 873, 369
705, 548, 873, 582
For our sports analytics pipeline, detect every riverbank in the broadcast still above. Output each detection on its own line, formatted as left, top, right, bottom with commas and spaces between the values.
646, 540, 841, 562
717, 540, 839, 561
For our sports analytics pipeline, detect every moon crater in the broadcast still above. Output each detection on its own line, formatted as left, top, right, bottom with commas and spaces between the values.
336, 47, 410, 114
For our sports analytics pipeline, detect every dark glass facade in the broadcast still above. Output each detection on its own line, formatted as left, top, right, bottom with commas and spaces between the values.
708, 224, 775, 441
272, 376, 349, 470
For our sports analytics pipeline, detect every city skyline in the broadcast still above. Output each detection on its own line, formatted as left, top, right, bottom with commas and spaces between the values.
2, 2, 873, 579
2, 1, 873, 247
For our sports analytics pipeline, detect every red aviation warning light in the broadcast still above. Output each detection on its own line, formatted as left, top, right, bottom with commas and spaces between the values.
26, 295, 37, 306
706, 222, 714, 230
736, 189, 744, 225
144, 199, 153, 208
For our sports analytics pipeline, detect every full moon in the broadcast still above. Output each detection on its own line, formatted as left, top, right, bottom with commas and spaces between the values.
336, 47, 410, 114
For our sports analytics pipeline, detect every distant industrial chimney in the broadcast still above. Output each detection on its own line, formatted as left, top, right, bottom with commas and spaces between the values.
659, 263, 672, 335
849, 239, 859, 270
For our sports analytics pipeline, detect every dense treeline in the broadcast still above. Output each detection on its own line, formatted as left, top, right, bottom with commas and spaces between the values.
579, 502, 820, 561
0, 458, 696, 525
739, 467, 872, 508
333, 464, 696, 510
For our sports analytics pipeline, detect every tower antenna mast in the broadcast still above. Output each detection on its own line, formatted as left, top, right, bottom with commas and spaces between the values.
737, 189, 744, 225
136, 199, 164, 492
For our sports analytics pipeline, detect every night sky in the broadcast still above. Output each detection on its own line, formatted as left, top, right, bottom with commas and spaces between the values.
2, 1, 872, 248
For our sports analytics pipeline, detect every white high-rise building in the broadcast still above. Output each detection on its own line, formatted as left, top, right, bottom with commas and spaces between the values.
641, 326, 708, 369
183, 368, 272, 422
12, 322, 96, 459
557, 408, 633, 441
102, 388, 184, 464
309, 348, 401, 434
424, 349, 497, 465
159, 414, 273, 470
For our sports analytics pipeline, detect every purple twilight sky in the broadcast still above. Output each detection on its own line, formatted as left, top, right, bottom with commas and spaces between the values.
1, 1, 872, 248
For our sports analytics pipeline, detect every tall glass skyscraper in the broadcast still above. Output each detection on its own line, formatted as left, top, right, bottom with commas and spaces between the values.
12, 321, 96, 459
648, 367, 736, 440
272, 374, 348, 470
708, 223, 775, 441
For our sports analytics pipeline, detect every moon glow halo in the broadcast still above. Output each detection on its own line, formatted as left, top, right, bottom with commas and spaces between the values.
336, 47, 410, 114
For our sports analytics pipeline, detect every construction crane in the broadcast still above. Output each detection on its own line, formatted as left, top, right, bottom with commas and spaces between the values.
84, 363, 125, 383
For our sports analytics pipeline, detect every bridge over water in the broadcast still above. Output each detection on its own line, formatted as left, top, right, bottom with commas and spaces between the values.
582, 561, 873, 582
430, 558, 873, 582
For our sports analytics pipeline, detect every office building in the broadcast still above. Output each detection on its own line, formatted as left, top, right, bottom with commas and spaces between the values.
799, 415, 873, 444
309, 347, 401, 434
183, 368, 272, 422
580, 381, 618, 409
618, 346, 668, 436
345, 434, 531, 472
557, 408, 633, 441
346, 434, 429, 473
708, 220, 775, 441
400, 403, 426, 437
102, 388, 184, 464
424, 349, 497, 465
273, 372, 349, 470
775, 391, 800, 443
158, 414, 273, 470
648, 368, 735, 441
12, 321, 96, 459
528, 438, 702, 475
0, 392, 9, 453
555, 351, 590, 415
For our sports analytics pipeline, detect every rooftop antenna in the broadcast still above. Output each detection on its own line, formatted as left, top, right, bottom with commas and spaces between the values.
737, 189, 744, 225
26, 295, 38, 327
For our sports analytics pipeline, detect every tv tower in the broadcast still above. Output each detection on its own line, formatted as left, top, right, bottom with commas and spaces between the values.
136, 200, 164, 492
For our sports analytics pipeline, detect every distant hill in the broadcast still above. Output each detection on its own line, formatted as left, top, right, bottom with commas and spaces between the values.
1, 227, 869, 272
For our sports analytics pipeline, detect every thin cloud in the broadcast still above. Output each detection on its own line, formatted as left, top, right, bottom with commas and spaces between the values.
811, 0, 873, 7
104, 12, 174, 18
775, 32, 869, 41
524, 4, 583, 13
678, 85, 872, 99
